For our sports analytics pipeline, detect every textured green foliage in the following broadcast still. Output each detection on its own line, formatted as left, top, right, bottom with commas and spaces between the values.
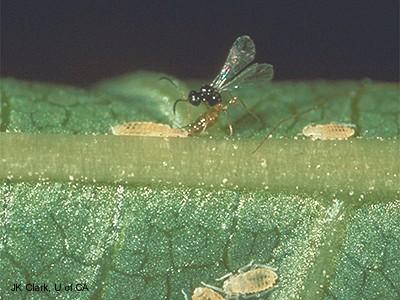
0, 74, 399, 300
1, 74, 399, 137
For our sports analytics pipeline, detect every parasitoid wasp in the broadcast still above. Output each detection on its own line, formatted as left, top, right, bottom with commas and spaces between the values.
169, 35, 274, 136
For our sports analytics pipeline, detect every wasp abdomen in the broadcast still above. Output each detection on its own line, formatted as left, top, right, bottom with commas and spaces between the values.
186, 103, 227, 136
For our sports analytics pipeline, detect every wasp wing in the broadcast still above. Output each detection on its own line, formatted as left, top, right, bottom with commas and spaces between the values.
211, 35, 256, 89
220, 63, 274, 91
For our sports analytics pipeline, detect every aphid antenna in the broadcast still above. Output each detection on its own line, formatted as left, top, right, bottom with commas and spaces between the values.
237, 260, 255, 273
336, 122, 357, 128
251, 263, 278, 271
201, 281, 225, 294
181, 289, 189, 300
216, 272, 233, 281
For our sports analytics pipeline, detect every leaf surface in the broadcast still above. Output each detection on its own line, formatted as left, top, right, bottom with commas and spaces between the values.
0, 74, 399, 299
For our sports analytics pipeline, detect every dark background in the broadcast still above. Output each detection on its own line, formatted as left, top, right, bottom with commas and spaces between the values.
1, 0, 399, 86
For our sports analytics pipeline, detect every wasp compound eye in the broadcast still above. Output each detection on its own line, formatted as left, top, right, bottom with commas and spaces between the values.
188, 91, 201, 106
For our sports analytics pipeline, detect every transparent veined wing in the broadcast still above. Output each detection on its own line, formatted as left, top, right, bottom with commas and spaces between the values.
220, 63, 274, 91
211, 35, 256, 89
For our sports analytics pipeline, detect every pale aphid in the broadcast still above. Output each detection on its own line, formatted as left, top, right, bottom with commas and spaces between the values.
111, 121, 188, 137
302, 123, 356, 140
182, 287, 225, 300
202, 261, 278, 298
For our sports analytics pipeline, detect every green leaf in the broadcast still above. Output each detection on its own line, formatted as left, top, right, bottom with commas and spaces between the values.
0, 74, 399, 300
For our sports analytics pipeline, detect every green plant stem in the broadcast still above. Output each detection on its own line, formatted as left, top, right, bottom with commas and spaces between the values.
0, 133, 398, 193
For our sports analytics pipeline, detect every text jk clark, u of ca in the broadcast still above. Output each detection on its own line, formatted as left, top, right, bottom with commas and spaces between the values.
11, 282, 89, 292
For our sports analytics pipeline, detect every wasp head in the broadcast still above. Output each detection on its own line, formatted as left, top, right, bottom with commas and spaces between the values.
188, 91, 202, 106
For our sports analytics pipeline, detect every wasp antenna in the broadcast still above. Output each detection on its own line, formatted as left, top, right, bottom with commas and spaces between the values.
159, 76, 179, 90
173, 99, 186, 115
253, 102, 327, 154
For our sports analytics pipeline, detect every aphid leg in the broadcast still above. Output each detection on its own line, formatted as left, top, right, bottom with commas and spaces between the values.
241, 284, 279, 299
181, 289, 189, 300
251, 263, 278, 271
201, 282, 225, 294
226, 295, 240, 300
237, 260, 255, 273
215, 272, 233, 281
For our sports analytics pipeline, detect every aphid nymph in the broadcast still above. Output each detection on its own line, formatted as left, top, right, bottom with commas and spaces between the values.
302, 123, 356, 140
111, 121, 188, 137
202, 260, 278, 299
182, 287, 225, 300
173, 35, 274, 135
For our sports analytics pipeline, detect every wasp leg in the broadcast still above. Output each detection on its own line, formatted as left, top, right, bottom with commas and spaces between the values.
200, 122, 208, 134
227, 94, 264, 127
201, 282, 225, 294
237, 96, 264, 126
224, 110, 234, 136
216, 272, 233, 281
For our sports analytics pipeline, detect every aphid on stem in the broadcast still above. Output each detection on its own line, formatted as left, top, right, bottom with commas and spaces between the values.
111, 121, 188, 137
182, 287, 225, 300
302, 123, 356, 140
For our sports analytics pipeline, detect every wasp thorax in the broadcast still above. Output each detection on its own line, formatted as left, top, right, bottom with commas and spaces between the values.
207, 93, 222, 106
197, 85, 222, 106
200, 85, 213, 95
